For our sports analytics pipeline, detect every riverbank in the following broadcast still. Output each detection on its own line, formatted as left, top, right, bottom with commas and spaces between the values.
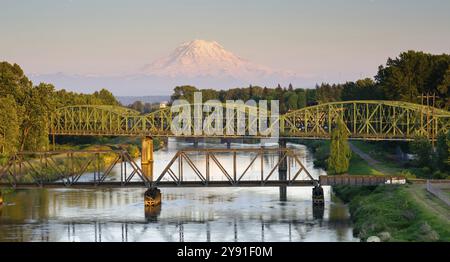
299, 139, 450, 241
335, 184, 449, 241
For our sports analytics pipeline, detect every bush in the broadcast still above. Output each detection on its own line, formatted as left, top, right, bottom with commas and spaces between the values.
418, 222, 440, 242
400, 170, 416, 179
432, 171, 448, 179
128, 144, 140, 158
421, 167, 432, 178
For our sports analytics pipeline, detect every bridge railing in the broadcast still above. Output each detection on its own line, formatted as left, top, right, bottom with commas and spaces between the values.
319, 175, 406, 186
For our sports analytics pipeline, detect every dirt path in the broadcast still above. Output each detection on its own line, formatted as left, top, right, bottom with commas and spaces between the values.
349, 142, 394, 175
349, 143, 379, 166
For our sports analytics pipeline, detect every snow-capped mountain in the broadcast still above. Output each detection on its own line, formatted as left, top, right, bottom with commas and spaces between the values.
30, 40, 310, 95
142, 39, 274, 80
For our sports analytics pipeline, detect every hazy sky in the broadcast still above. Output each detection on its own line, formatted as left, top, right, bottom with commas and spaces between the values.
1, 0, 450, 83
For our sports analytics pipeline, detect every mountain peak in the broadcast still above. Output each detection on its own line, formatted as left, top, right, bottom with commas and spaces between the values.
142, 40, 272, 79
186, 39, 220, 47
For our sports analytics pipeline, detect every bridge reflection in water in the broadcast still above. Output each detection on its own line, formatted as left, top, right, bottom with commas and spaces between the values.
0, 185, 357, 241
0, 203, 353, 242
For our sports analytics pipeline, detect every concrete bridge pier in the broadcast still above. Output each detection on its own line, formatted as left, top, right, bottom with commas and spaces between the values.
312, 185, 324, 206
142, 136, 162, 207
278, 139, 287, 201
141, 136, 154, 181
144, 187, 162, 207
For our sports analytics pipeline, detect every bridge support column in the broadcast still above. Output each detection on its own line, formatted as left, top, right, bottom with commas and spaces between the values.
141, 136, 154, 181
312, 185, 324, 206
144, 187, 161, 207
278, 139, 287, 201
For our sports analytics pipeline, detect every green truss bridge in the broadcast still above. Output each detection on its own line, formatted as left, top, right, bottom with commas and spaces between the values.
50, 100, 450, 141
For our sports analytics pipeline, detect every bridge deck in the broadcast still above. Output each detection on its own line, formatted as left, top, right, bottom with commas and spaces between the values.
0, 180, 317, 189
0, 175, 407, 189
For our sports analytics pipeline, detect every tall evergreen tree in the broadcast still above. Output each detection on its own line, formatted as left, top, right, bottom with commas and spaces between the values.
327, 120, 352, 175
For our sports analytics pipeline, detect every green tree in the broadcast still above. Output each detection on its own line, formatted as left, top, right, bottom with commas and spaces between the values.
286, 92, 298, 111
434, 131, 449, 172
171, 85, 198, 103
437, 67, 450, 109
0, 62, 31, 103
447, 131, 450, 166
20, 83, 56, 151
129, 101, 144, 113
94, 89, 119, 105
375, 51, 450, 106
316, 83, 342, 103
327, 120, 352, 175
305, 89, 317, 105
296, 89, 307, 109
0, 95, 20, 155
263, 86, 269, 98
410, 136, 433, 169
201, 89, 219, 102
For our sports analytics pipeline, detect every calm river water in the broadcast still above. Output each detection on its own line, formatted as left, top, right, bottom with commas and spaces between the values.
0, 139, 359, 242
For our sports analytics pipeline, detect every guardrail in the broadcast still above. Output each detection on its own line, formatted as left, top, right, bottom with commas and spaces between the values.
319, 175, 406, 186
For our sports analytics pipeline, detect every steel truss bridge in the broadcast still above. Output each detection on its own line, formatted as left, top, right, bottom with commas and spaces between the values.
0, 148, 403, 189
0, 148, 314, 188
50, 100, 450, 141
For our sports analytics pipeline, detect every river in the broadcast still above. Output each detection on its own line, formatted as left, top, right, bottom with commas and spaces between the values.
0, 139, 359, 242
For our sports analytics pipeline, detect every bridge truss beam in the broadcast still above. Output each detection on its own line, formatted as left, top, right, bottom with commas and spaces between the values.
282, 100, 450, 141
0, 150, 150, 188
49, 101, 450, 141
152, 148, 317, 188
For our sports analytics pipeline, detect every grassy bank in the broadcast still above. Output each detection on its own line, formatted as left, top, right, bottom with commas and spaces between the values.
335, 184, 449, 241
299, 139, 450, 242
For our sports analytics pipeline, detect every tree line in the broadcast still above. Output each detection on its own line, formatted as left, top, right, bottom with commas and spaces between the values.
0, 62, 119, 156
169, 51, 450, 112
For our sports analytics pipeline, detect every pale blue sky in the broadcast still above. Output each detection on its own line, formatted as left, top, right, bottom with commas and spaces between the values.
1, 0, 450, 83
